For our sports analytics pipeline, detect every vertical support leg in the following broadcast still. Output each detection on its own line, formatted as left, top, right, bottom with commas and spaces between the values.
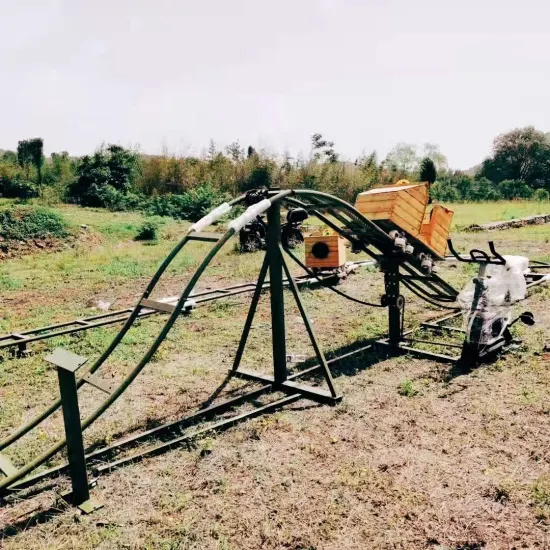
231, 253, 270, 372
267, 201, 287, 384
280, 247, 339, 398
460, 263, 487, 367
57, 367, 90, 506
384, 258, 403, 344
54, 355, 102, 514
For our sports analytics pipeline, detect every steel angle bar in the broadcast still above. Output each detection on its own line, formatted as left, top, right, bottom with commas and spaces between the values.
93, 394, 301, 475
5, 341, 375, 494
0, 270, 344, 352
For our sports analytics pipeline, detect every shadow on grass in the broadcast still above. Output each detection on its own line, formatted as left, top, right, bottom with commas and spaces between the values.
290, 337, 391, 386
0, 504, 65, 540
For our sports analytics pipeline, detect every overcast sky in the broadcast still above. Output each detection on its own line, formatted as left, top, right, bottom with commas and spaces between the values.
1, 0, 549, 168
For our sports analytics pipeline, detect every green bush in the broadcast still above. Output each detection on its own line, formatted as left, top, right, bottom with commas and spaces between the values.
430, 181, 460, 202
135, 219, 160, 241
2, 180, 39, 199
145, 183, 230, 222
499, 179, 533, 200
533, 189, 550, 201
68, 145, 140, 207
0, 206, 70, 241
97, 186, 145, 211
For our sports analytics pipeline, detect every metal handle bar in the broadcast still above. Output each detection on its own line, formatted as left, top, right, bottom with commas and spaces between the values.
447, 239, 506, 265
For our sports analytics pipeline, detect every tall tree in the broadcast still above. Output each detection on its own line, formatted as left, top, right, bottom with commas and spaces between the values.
28, 138, 44, 189
384, 143, 418, 174
422, 143, 448, 173
311, 133, 339, 163
479, 126, 550, 189
17, 138, 44, 189
17, 140, 32, 180
419, 157, 437, 184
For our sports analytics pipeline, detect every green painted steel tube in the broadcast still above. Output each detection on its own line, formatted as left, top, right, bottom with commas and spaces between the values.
0, 195, 245, 453
231, 254, 270, 372
0, 229, 234, 493
1, 192, 300, 494
279, 246, 338, 397
290, 190, 394, 246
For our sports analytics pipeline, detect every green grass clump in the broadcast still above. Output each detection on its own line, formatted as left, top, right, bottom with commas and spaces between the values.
398, 379, 419, 397
135, 219, 161, 241
0, 205, 70, 242
532, 476, 550, 520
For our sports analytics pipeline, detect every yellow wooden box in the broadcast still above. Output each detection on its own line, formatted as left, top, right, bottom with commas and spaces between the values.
305, 234, 346, 269
354, 182, 429, 237
418, 205, 454, 257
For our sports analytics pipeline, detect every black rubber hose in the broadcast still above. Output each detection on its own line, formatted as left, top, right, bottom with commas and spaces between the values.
282, 246, 385, 308
401, 279, 461, 311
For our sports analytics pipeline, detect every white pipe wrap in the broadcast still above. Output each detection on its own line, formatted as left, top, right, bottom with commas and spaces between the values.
228, 199, 272, 232
188, 202, 231, 233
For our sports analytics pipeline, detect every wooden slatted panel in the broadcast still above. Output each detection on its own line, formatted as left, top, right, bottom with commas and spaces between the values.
418, 205, 454, 257
364, 211, 393, 221
421, 220, 450, 243
406, 184, 429, 204
355, 199, 395, 215
390, 211, 421, 237
355, 190, 397, 222
393, 202, 424, 235
355, 191, 399, 203
305, 235, 346, 268
425, 229, 448, 249
431, 206, 453, 230
355, 182, 429, 238
402, 189, 428, 216
355, 193, 397, 220
418, 234, 448, 257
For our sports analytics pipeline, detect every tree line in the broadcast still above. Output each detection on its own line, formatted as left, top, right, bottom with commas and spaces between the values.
0, 126, 549, 222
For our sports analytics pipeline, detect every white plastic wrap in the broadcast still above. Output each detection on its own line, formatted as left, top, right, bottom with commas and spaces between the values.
459, 255, 529, 344
228, 199, 271, 232
188, 202, 231, 233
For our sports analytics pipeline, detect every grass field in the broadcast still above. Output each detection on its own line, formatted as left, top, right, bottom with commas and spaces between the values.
1, 200, 550, 549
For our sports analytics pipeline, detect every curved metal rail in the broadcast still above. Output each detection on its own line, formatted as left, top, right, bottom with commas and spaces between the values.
0, 188, 459, 495
281, 190, 458, 301
0, 193, 253, 494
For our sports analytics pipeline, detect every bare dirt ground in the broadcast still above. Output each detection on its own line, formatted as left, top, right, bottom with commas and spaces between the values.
1, 217, 550, 549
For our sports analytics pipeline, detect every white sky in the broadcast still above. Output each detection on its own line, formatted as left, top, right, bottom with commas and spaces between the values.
1, 0, 549, 168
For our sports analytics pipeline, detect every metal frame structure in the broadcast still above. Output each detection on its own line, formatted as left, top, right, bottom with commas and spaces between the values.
1, 187, 549, 508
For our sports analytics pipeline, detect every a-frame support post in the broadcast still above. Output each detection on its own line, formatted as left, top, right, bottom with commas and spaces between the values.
231, 254, 269, 372
279, 247, 339, 399
267, 200, 288, 384
232, 200, 341, 405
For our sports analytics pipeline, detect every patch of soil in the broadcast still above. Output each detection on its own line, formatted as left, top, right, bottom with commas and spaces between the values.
0, 226, 101, 260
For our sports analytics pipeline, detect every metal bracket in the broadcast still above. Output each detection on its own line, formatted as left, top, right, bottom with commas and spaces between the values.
59, 479, 104, 514
83, 373, 114, 394
0, 453, 18, 477
45, 348, 88, 373
140, 298, 195, 314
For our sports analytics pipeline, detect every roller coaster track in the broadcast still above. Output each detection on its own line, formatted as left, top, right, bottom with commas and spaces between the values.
0, 189, 547, 498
